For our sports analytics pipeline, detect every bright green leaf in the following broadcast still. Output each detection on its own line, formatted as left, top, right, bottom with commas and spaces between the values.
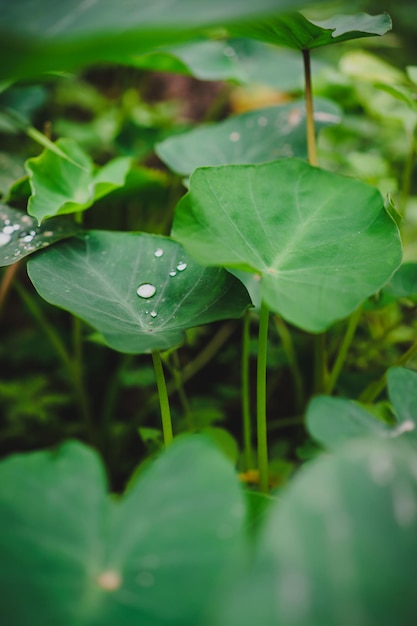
218, 438, 417, 626
0, 436, 246, 626
27, 231, 251, 354
387, 367, 417, 431
26, 138, 131, 222
0, 204, 79, 267
230, 12, 392, 50
156, 98, 341, 176
0, 0, 317, 81
172, 159, 402, 332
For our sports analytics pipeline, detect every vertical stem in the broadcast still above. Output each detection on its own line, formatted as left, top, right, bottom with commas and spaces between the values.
0, 262, 21, 318
302, 48, 318, 167
257, 301, 270, 493
242, 311, 254, 471
152, 350, 173, 446
326, 306, 362, 395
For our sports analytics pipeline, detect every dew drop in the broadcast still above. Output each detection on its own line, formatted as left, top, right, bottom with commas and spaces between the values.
169, 270, 177, 277
19, 232, 34, 243
0, 232, 11, 246
176, 262, 187, 272
150, 311, 158, 318
154, 248, 164, 258
229, 131, 240, 142
2, 225, 15, 235
137, 283, 156, 299
258, 116, 268, 127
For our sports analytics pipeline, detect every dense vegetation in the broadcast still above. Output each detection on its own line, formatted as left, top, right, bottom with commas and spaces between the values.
0, 1, 417, 624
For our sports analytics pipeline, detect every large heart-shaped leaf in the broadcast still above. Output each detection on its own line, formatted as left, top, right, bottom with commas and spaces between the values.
156, 98, 341, 176
0, 0, 316, 81
0, 436, 246, 626
231, 12, 392, 50
0, 204, 79, 267
172, 159, 402, 332
26, 138, 131, 222
27, 230, 251, 353
306, 367, 417, 450
217, 437, 417, 626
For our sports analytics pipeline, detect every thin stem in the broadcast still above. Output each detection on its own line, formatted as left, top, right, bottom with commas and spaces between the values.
152, 350, 173, 446
257, 301, 270, 494
273, 315, 305, 412
14, 280, 96, 442
302, 48, 318, 167
242, 311, 254, 471
326, 306, 362, 395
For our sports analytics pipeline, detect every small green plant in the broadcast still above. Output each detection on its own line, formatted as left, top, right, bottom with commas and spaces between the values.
1, 1, 417, 625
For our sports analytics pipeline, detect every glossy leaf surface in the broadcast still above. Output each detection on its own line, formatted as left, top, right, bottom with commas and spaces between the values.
231, 12, 392, 50
218, 438, 417, 626
172, 159, 402, 332
156, 98, 341, 176
26, 138, 131, 222
0, 0, 316, 81
27, 231, 251, 353
0, 437, 245, 626
0, 204, 79, 267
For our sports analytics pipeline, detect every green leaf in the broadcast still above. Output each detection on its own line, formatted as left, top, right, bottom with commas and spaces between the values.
26, 138, 131, 222
387, 367, 417, 430
231, 12, 392, 50
27, 230, 251, 354
0, 204, 79, 267
156, 98, 341, 176
0, 436, 246, 626
383, 262, 417, 302
172, 159, 402, 332
218, 438, 417, 626
129, 39, 246, 82
306, 396, 392, 450
306, 367, 417, 450
0, 0, 317, 81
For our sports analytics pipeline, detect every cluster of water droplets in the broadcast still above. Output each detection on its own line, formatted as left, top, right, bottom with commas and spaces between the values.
135, 248, 188, 328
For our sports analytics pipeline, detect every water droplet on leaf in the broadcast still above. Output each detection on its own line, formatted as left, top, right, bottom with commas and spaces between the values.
176, 262, 187, 272
229, 131, 240, 142
0, 232, 11, 246
169, 270, 177, 277
137, 283, 156, 298
150, 311, 157, 318
154, 248, 164, 257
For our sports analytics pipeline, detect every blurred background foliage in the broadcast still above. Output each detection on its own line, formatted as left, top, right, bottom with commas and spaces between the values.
1, 0, 416, 490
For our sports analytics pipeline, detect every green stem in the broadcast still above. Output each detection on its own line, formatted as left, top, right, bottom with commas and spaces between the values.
257, 301, 270, 493
152, 350, 173, 446
274, 315, 304, 412
14, 281, 96, 442
302, 48, 318, 167
326, 306, 362, 395
242, 311, 254, 471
